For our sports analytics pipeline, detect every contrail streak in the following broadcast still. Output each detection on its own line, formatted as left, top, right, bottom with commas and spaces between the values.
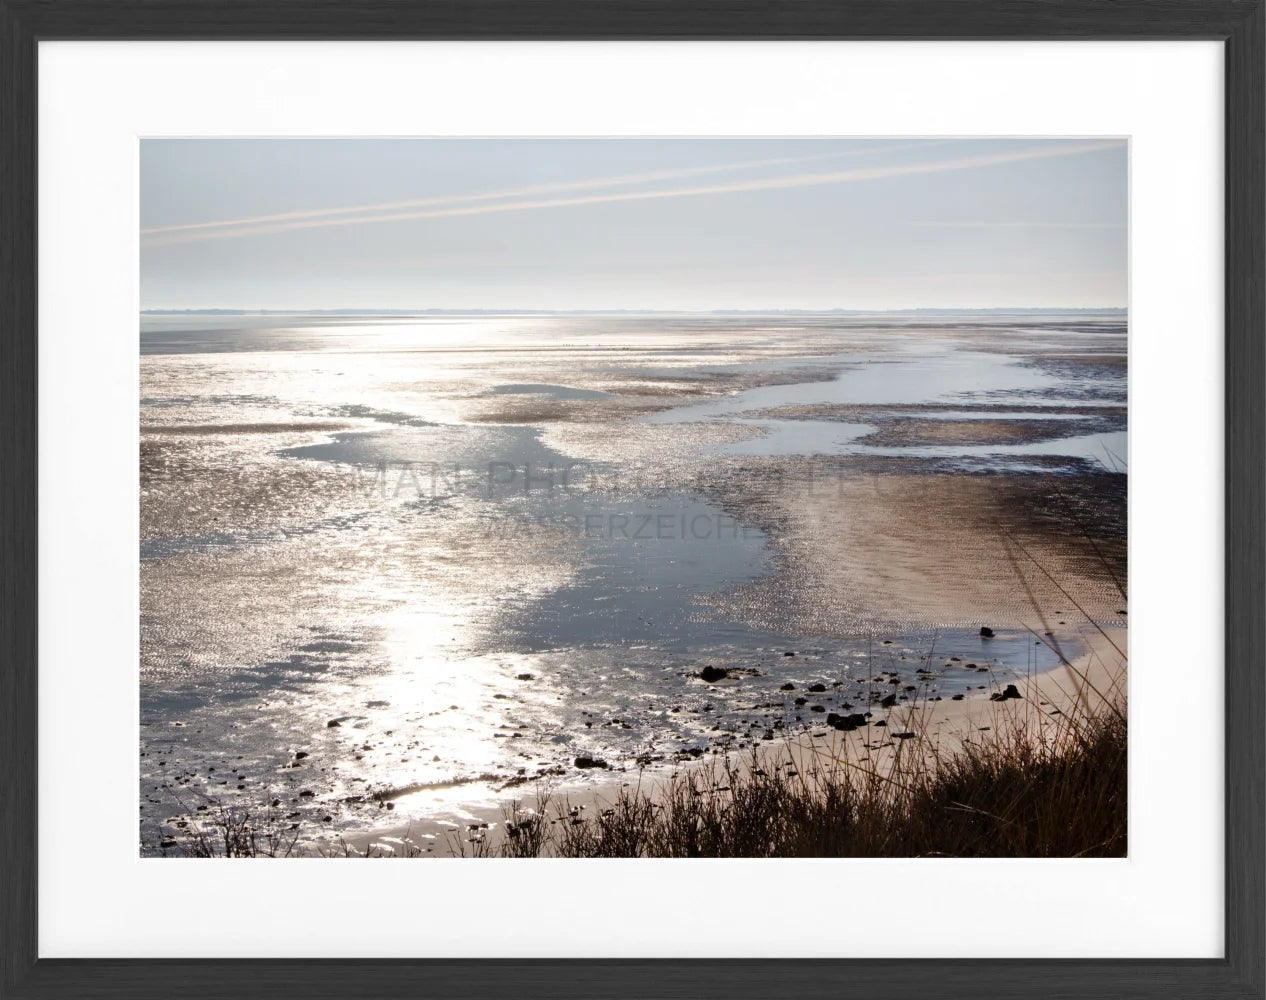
142, 140, 947, 239
143, 140, 1122, 248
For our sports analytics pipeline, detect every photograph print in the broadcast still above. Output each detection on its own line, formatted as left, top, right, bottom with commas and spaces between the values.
139, 136, 1128, 859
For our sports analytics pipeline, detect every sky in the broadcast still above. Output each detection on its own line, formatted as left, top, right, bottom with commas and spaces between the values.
140, 137, 1128, 312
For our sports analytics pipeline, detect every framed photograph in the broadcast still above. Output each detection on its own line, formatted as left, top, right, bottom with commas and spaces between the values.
3, 2, 1262, 998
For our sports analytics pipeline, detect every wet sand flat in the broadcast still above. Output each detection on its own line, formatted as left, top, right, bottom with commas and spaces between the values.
139, 312, 1127, 856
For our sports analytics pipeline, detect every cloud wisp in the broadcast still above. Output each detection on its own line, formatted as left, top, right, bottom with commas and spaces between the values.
143, 140, 1123, 248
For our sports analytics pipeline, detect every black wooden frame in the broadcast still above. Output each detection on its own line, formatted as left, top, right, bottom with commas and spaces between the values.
2, 3, 1262, 997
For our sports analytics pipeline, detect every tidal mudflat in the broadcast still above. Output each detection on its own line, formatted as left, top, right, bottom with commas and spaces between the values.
139, 311, 1126, 856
